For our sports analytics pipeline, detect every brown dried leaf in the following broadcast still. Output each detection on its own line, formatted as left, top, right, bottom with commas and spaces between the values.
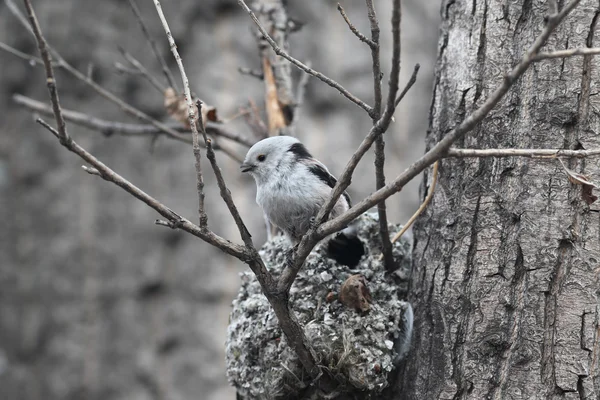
339, 274, 372, 313
559, 159, 599, 205
163, 87, 219, 129
262, 57, 287, 135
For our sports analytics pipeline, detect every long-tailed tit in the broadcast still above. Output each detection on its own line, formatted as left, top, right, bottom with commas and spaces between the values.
241, 136, 351, 244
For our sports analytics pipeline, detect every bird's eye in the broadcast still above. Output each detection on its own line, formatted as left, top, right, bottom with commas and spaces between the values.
257, 154, 266, 162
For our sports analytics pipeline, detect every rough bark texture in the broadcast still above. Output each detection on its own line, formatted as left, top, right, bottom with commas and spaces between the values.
403, 1, 600, 399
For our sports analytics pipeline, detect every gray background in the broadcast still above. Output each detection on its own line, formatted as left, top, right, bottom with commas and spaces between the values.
0, 0, 439, 398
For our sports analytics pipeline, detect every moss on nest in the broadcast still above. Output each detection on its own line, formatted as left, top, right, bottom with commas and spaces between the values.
226, 214, 412, 399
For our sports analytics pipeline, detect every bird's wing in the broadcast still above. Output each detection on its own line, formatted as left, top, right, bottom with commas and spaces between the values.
303, 159, 352, 207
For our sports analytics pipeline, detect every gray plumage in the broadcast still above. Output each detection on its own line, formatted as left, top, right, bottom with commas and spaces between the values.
241, 136, 351, 244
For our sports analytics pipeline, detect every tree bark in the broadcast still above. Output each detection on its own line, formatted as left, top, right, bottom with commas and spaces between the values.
402, 0, 600, 399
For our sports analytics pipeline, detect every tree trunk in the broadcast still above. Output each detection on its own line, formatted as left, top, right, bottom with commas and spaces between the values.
402, 0, 600, 399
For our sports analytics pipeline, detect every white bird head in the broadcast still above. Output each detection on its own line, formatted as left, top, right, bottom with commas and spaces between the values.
241, 136, 311, 183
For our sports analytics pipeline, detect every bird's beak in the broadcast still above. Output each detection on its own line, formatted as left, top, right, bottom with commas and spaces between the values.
240, 163, 255, 173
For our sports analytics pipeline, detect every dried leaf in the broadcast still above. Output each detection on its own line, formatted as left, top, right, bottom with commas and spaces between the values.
262, 57, 287, 134
559, 159, 598, 205
163, 87, 219, 129
339, 274, 372, 312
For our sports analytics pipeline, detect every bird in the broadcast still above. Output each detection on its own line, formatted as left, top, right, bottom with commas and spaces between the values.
240, 136, 351, 245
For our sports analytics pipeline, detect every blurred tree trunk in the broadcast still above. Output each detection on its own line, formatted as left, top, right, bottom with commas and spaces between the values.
401, 0, 600, 399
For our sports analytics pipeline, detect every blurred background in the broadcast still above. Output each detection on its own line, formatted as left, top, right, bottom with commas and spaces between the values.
0, 0, 439, 399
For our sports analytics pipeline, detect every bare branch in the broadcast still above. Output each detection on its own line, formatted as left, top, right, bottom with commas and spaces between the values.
114, 61, 144, 75
446, 147, 600, 158
21, 0, 249, 262
395, 63, 420, 107
389, 160, 439, 246
203, 118, 253, 247
153, 0, 324, 382
118, 47, 167, 94
317, 0, 584, 239
337, 3, 375, 48
365, 0, 395, 270
152, 0, 208, 228
34, 116, 246, 260
236, 0, 373, 116
12, 94, 252, 154
22, 0, 69, 144
384, 0, 402, 116
6, 0, 32, 35
127, 0, 178, 91
238, 66, 264, 80
533, 47, 600, 61
0, 41, 46, 66
366, 0, 382, 118
9, 2, 247, 161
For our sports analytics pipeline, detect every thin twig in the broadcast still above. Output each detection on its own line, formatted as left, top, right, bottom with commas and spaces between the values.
384, 0, 402, 115
4, 16, 192, 147
13, 95, 252, 155
152, 0, 207, 227
533, 47, 600, 61
39, 116, 248, 258
389, 161, 439, 246
114, 61, 144, 75
119, 47, 167, 93
366, 0, 382, 118
365, 0, 395, 271
317, 0, 585, 239
203, 119, 253, 246
22, 0, 69, 144
21, 0, 249, 260
6, 0, 32, 35
238, 66, 264, 80
395, 63, 420, 107
446, 147, 600, 158
337, 3, 375, 48
127, 0, 178, 91
377, 0, 402, 271
236, 0, 373, 117
0, 41, 46, 66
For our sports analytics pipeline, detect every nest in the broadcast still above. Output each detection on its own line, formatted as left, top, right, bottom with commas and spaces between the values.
226, 214, 412, 399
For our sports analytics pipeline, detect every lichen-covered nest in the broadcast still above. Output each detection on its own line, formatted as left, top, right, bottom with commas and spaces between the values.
226, 214, 412, 399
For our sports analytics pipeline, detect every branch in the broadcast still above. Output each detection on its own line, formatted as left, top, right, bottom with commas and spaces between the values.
22, 0, 69, 144
236, 0, 373, 116
238, 66, 264, 80
0, 41, 47, 66
20, 0, 251, 262
38, 116, 248, 258
533, 47, 600, 61
201, 108, 253, 247
364, 0, 395, 270
395, 63, 420, 107
10, 1, 194, 149
446, 147, 600, 158
153, 0, 324, 383
152, 0, 208, 228
12, 94, 253, 151
127, 0, 178, 91
317, 0, 584, 239
389, 160, 439, 246
118, 47, 167, 94
337, 3, 375, 48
